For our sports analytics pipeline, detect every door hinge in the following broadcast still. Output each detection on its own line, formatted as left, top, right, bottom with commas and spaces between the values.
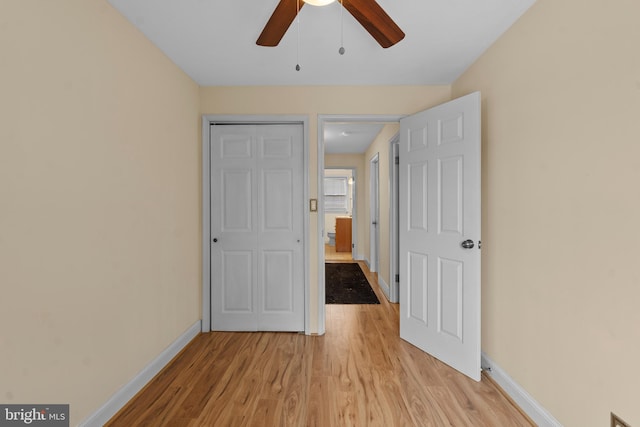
395, 274, 400, 282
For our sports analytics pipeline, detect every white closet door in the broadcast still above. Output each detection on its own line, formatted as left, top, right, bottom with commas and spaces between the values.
211, 124, 304, 331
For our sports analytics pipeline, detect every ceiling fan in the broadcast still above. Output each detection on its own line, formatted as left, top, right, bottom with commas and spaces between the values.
257, 0, 405, 48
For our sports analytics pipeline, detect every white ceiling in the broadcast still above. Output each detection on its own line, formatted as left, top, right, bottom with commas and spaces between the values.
324, 122, 386, 153
107, 0, 536, 87
108, 0, 535, 153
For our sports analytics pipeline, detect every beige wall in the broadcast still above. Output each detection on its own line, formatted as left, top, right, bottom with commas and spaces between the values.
364, 124, 399, 287
452, 0, 640, 425
201, 86, 451, 332
0, 1, 201, 424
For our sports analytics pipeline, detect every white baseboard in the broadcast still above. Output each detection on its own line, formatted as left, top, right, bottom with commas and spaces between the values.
80, 320, 202, 427
378, 275, 391, 301
481, 352, 562, 427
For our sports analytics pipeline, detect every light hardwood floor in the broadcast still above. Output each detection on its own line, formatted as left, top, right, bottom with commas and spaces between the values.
107, 261, 533, 426
324, 243, 352, 262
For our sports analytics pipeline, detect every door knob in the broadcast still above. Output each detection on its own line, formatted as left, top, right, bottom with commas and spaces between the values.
461, 239, 474, 249
212, 238, 218, 243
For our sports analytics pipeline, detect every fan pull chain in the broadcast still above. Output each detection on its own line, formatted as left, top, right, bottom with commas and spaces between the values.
296, 0, 301, 71
339, 0, 345, 55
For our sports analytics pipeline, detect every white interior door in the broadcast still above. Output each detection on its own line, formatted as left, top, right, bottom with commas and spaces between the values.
390, 138, 400, 303
210, 124, 304, 332
399, 92, 481, 381
369, 154, 380, 272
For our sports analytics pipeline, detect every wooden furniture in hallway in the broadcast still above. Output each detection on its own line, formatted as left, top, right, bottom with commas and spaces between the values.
107, 261, 534, 427
335, 216, 352, 252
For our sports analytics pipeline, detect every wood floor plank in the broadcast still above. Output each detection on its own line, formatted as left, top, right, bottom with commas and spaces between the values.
107, 262, 534, 427
170, 333, 241, 419
246, 398, 283, 427
305, 375, 330, 427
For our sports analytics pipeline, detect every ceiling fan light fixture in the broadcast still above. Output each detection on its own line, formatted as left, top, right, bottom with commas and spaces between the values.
302, 0, 336, 6
257, 0, 404, 48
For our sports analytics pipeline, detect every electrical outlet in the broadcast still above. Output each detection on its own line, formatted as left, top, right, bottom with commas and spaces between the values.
611, 413, 631, 427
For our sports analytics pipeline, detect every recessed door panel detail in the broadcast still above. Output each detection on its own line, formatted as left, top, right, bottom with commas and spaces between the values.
439, 257, 463, 341
408, 126, 428, 152
262, 137, 293, 159
400, 92, 481, 381
211, 124, 304, 332
263, 170, 293, 231
438, 113, 464, 145
222, 251, 253, 312
439, 156, 463, 235
408, 162, 428, 231
262, 251, 294, 312
408, 251, 429, 325
221, 135, 252, 158
222, 170, 252, 232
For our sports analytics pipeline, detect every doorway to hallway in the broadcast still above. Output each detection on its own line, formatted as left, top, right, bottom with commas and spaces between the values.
323, 168, 355, 262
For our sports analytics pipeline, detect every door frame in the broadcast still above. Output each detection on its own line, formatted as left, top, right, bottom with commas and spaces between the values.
369, 153, 380, 273
388, 134, 400, 303
317, 114, 403, 334
202, 115, 310, 334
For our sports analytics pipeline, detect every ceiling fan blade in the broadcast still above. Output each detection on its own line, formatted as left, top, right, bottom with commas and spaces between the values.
342, 0, 405, 48
257, 0, 305, 46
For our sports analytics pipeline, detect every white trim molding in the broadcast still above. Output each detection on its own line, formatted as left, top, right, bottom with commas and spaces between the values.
79, 321, 201, 427
481, 352, 563, 427
378, 275, 391, 302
